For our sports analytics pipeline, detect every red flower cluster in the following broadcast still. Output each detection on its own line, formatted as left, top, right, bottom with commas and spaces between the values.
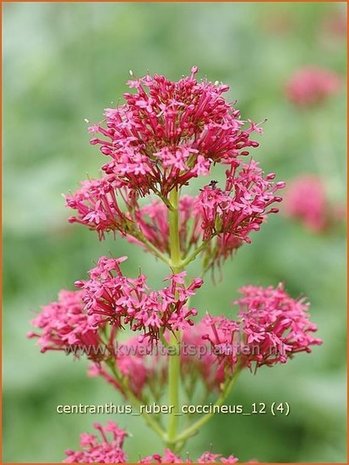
75, 256, 203, 343
64, 422, 127, 463
198, 160, 284, 263
65, 175, 137, 240
127, 160, 284, 270
203, 284, 322, 372
64, 422, 239, 463
89, 67, 260, 197
28, 290, 105, 361
140, 450, 239, 464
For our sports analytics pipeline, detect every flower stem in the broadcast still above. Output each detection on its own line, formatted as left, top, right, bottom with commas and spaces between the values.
168, 188, 181, 273
167, 187, 183, 449
138, 233, 170, 265
174, 366, 241, 445
180, 240, 210, 268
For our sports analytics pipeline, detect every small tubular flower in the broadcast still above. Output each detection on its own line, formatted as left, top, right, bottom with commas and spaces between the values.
28, 290, 105, 362
286, 66, 341, 107
75, 256, 203, 343
89, 67, 261, 197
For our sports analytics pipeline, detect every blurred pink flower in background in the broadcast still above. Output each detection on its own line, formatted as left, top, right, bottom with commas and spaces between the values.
321, 9, 347, 39
286, 66, 341, 107
284, 175, 345, 232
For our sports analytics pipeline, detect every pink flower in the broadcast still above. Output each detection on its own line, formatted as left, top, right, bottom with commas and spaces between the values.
140, 450, 239, 464
89, 67, 260, 196
28, 290, 105, 362
198, 160, 284, 247
75, 256, 203, 343
89, 335, 168, 398
236, 283, 322, 368
193, 315, 241, 381
65, 174, 137, 240
63, 422, 240, 463
134, 159, 284, 270
286, 66, 341, 107
66, 159, 283, 263
181, 318, 226, 391
284, 175, 328, 231
194, 284, 321, 375
64, 422, 127, 463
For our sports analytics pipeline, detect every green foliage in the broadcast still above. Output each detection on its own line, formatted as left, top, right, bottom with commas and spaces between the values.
3, 2, 346, 462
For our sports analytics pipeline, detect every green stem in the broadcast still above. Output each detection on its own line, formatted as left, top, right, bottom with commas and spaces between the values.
168, 188, 181, 273
167, 187, 183, 449
175, 366, 241, 445
138, 233, 170, 265
167, 331, 180, 447
180, 240, 210, 268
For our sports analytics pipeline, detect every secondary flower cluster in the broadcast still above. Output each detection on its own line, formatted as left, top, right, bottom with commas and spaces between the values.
64, 422, 127, 463
198, 160, 284, 267
28, 290, 105, 361
89, 67, 260, 197
66, 160, 284, 270
65, 175, 137, 240
86, 284, 322, 398
75, 256, 203, 343
180, 284, 322, 388
29, 274, 321, 398
234, 283, 322, 366
286, 66, 341, 107
64, 422, 239, 463
128, 160, 284, 270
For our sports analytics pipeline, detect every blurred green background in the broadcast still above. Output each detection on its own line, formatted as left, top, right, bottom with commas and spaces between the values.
3, 2, 347, 463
